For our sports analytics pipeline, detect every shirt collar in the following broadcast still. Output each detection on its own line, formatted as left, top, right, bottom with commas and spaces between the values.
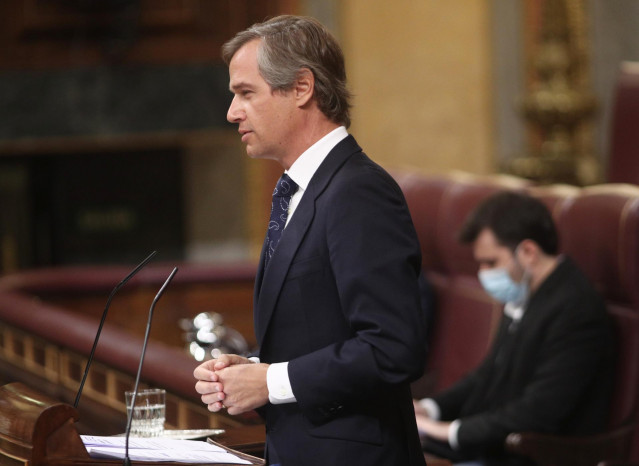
504, 302, 525, 322
286, 126, 348, 190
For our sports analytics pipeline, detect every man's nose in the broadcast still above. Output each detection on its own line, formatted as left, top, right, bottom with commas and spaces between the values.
227, 96, 243, 123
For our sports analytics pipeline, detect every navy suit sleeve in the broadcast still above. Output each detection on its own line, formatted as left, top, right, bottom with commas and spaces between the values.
287, 162, 428, 423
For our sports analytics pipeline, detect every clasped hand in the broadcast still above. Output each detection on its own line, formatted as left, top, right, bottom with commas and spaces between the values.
193, 354, 269, 415
413, 399, 452, 442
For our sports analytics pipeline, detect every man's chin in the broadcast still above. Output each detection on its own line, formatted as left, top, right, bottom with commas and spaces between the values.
245, 147, 270, 160
245, 147, 259, 158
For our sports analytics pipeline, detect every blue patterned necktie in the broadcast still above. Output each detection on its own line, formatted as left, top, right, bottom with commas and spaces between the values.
264, 173, 299, 267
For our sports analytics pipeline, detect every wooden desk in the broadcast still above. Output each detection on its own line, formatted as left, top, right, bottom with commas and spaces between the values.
0, 382, 264, 466
215, 424, 265, 459
216, 423, 456, 466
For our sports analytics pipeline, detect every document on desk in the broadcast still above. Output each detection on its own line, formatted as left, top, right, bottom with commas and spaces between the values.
81, 435, 251, 464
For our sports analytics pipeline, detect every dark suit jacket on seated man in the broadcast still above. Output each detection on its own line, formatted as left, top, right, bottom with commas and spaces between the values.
193, 15, 428, 466
415, 191, 614, 466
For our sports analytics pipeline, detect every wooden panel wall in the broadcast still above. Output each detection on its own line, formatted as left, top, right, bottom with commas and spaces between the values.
339, 1, 495, 176
0, 0, 298, 69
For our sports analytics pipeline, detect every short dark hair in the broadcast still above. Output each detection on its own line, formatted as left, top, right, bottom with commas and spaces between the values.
458, 191, 559, 255
222, 15, 352, 128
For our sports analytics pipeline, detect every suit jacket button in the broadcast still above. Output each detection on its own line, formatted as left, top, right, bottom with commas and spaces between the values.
328, 403, 343, 414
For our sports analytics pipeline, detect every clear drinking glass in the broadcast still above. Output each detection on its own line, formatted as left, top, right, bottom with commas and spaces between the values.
125, 388, 166, 437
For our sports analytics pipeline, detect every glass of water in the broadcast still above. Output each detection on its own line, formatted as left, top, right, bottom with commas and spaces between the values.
125, 388, 166, 437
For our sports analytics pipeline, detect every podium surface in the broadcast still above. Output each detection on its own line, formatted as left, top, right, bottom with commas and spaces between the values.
0, 382, 263, 466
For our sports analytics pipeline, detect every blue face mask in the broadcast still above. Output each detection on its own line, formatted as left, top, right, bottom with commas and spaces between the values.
478, 267, 529, 304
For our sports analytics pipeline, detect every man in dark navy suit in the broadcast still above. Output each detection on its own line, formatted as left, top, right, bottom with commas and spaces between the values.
193, 15, 428, 466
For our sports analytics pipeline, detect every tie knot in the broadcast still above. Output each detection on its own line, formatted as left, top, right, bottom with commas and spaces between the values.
273, 173, 298, 198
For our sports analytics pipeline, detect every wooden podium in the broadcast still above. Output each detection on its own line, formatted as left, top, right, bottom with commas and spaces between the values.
0, 382, 264, 466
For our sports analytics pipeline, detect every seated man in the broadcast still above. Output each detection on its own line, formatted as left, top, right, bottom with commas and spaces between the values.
415, 191, 614, 465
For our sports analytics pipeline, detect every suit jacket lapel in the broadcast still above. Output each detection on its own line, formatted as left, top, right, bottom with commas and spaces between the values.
253, 240, 266, 316
254, 135, 361, 347
254, 192, 315, 345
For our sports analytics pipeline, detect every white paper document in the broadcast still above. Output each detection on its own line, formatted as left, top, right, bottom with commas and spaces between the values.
81, 435, 251, 464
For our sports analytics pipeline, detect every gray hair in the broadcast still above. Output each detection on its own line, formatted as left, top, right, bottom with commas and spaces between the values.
222, 15, 352, 128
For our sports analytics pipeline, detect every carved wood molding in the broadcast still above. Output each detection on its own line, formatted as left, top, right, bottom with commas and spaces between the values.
0, 322, 248, 434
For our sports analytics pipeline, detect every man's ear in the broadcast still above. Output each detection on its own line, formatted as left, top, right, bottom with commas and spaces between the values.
518, 239, 540, 265
294, 68, 315, 107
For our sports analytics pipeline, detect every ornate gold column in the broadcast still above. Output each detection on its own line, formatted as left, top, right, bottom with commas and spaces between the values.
505, 0, 601, 185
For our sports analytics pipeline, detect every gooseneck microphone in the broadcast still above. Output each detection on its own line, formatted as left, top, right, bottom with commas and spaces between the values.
124, 266, 178, 466
73, 250, 157, 409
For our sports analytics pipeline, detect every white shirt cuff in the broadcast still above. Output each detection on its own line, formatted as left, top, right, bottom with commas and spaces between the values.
449, 419, 462, 450
266, 362, 297, 404
419, 398, 441, 420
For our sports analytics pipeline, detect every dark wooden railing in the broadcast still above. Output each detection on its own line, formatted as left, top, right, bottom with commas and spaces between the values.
0, 262, 260, 436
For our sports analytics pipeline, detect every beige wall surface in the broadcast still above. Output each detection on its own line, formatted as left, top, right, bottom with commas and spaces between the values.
338, 1, 495, 175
